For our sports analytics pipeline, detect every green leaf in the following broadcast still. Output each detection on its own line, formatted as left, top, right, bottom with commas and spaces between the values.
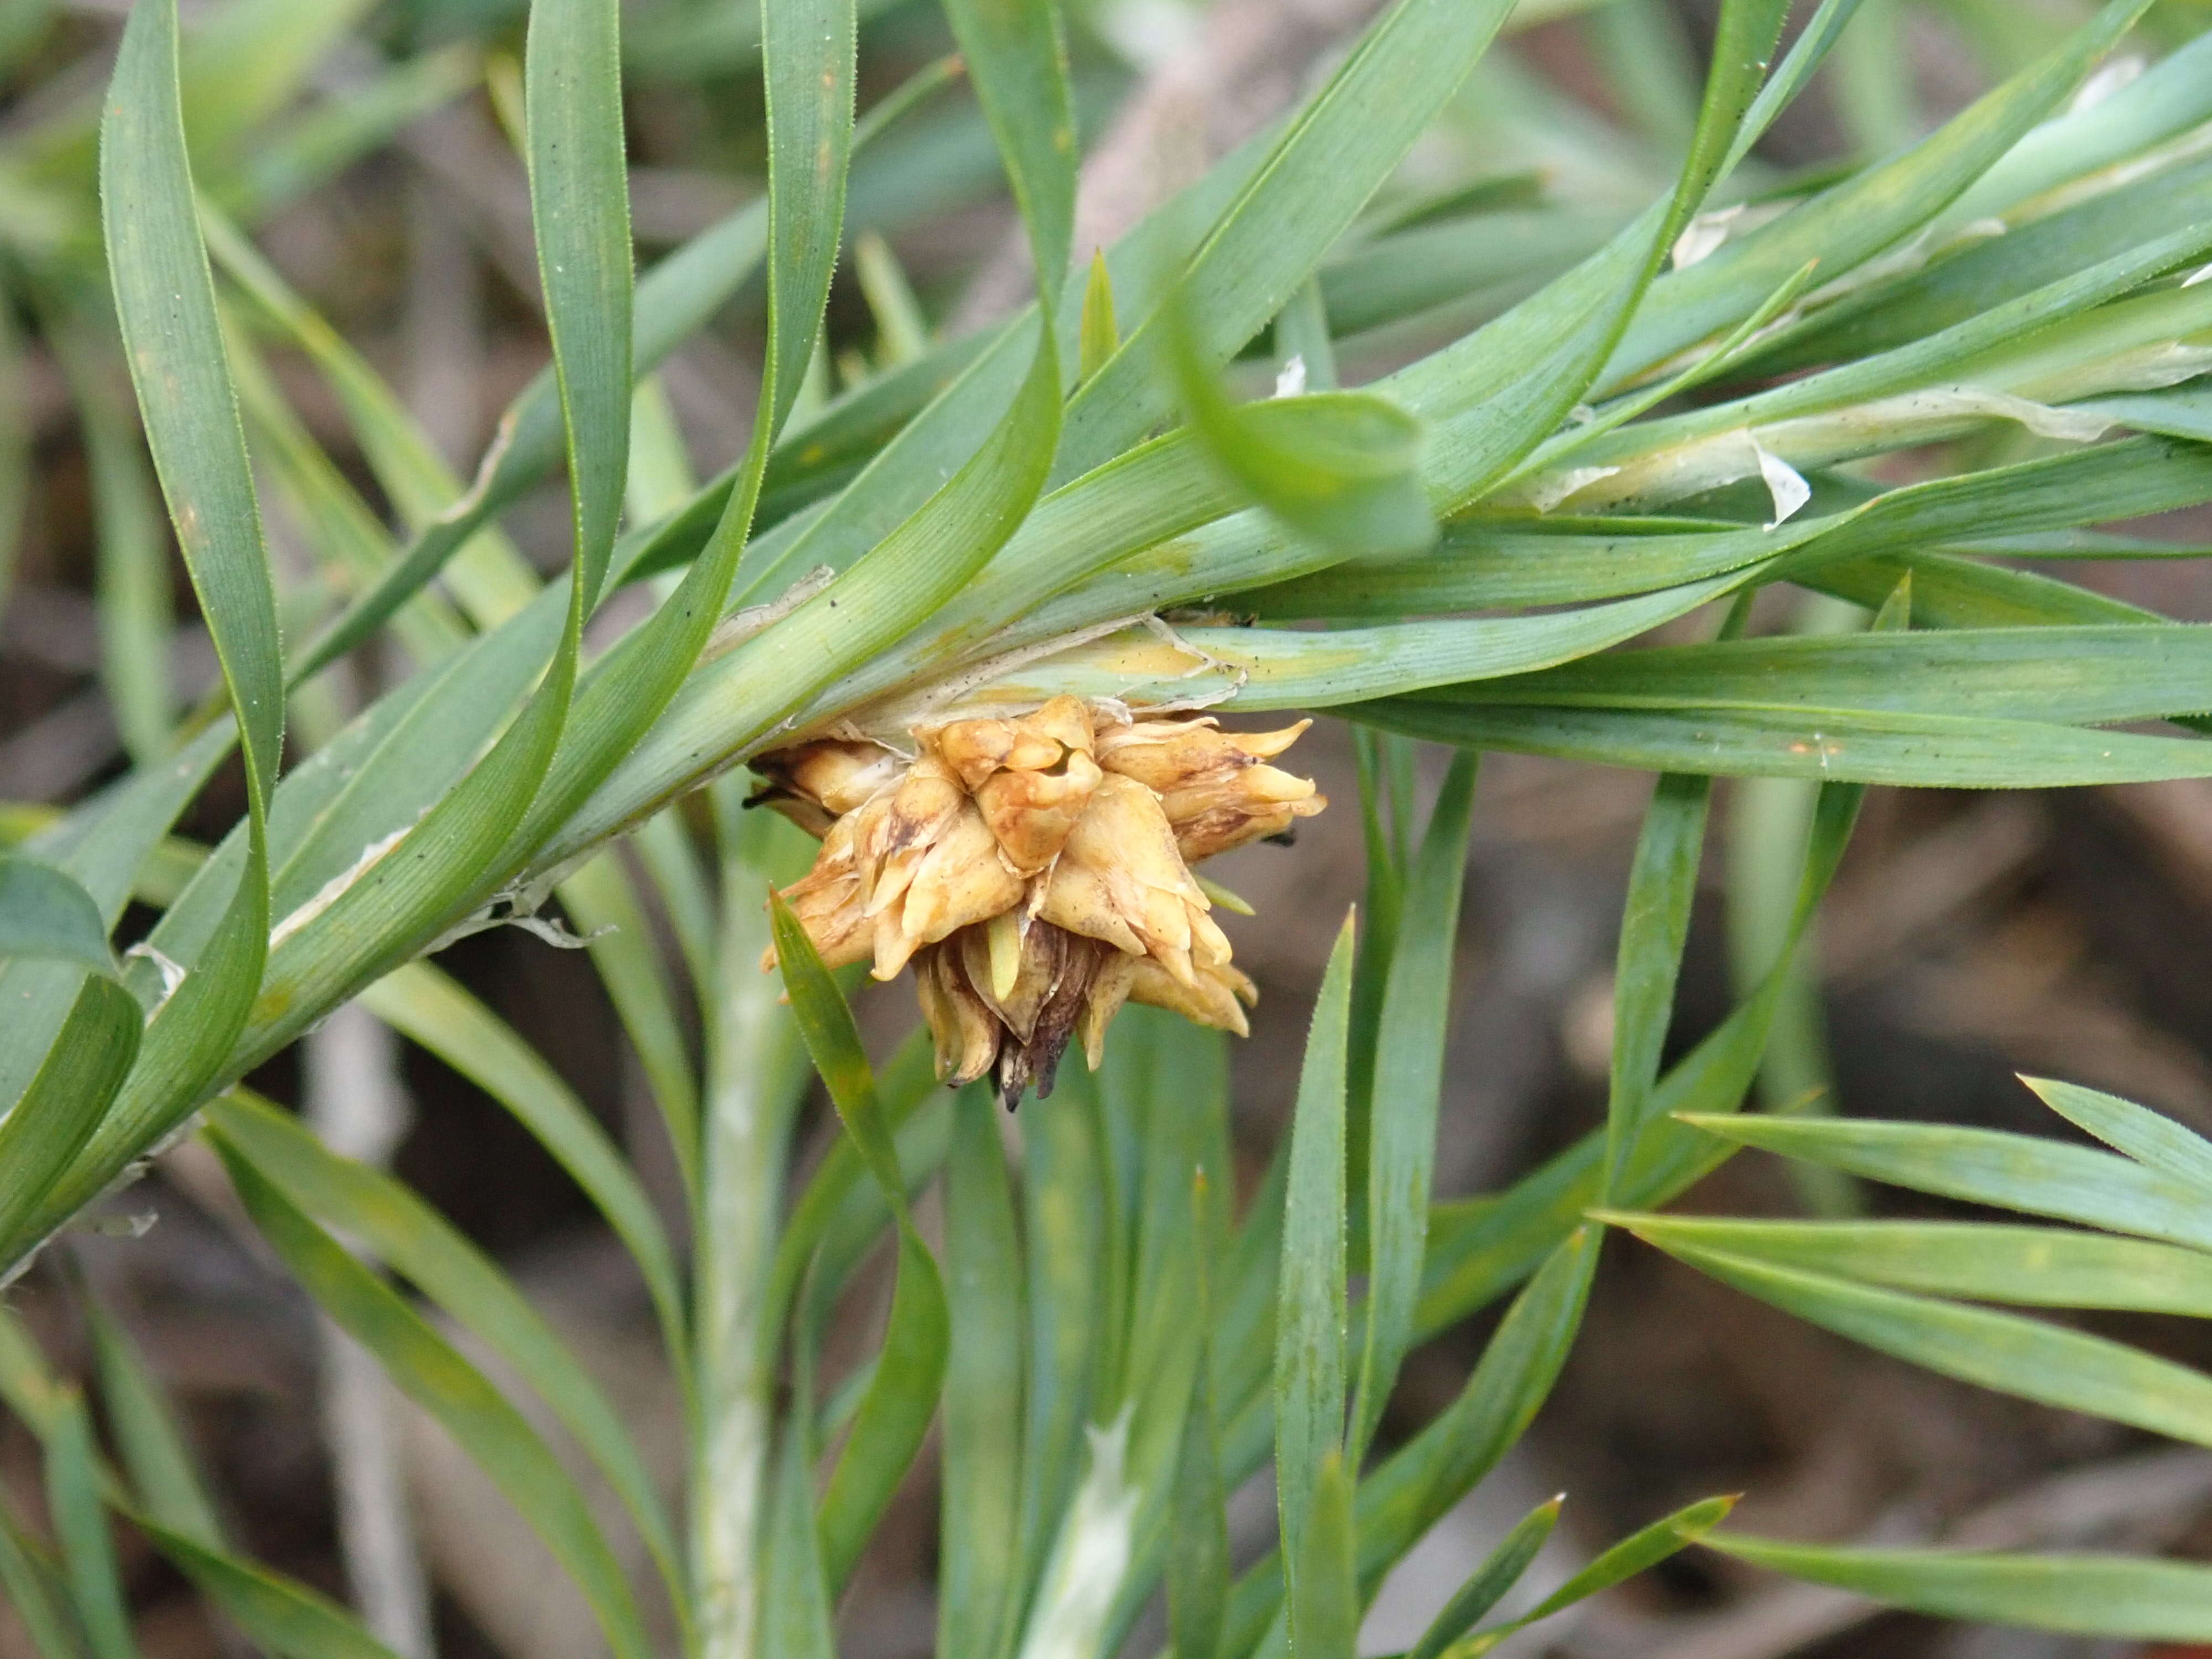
1167, 323, 1437, 560
1603, 770, 1710, 1197
1705, 1534, 2212, 1639
1058, 0, 1525, 481
0, 1495, 88, 1659
554, 853, 702, 1203
1350, 753, 1476, 1460
204, 1092, 685, 1616
1673, 1113, 2212, 1252
1291, 1452, 1359, 1659
0, 860, 142, 1266
759, 1421, 837, 1659
768, 893, 948, 1593
213, 1145, 658, 1659
1276, 912, 1357, 1592
358, 962, 685, 1366
1012, 1063, 1110, 1625
1079, 252, 1118, 384
941, 0, 1074, 305
2023, 1076, 2212, 1196
84, 1296, 223, 1548
1354, 699, 2212, 790
1639, 1239, 2212, 1448
0, 857, 119, 980
81, 0, 282, 1265
1168, 1174, 1230, 1659
1598, 1214, 2212, 1319
1406, 1498, 1562, 1659
939, 1087, 1025, 1659
134, 1519, 408, 1659
46, 1393, 136, 1659
525, 0, 633, 612
1466, 1495, 1734, 1647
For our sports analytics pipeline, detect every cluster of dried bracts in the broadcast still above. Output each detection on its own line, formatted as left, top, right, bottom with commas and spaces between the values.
751, 696, 1325, 1107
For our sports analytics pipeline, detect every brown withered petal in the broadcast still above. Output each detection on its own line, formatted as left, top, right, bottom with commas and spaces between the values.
1170, 790, 1328, 864
1126, 954, 1256, 1037
914, 945, 1000, 1085
885, 801, 1022, 974
973, 748, 1102, 873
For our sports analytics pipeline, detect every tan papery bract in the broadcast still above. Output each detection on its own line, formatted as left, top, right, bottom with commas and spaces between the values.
758, 696, 1320, 1105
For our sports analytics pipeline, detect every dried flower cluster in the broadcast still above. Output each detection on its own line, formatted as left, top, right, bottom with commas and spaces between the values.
752, 696, 1325, 1107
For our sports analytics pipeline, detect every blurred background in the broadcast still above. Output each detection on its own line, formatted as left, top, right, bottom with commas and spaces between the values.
7, 0, 2212, 1655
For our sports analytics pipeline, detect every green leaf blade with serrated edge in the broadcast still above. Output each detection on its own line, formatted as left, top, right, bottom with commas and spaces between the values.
211, 1142, 658, 1659
1599, 1214, 2212, 1319
1643, 1241, 2212, 1449
1351, 753, 1476, 1462
1673, 1113, 2212, 1253
2023, 1076, 2212, 1196
1276, 912, 1356, 1595
1291, 1452, 1359, 1659
1705, 1535, 2212, 1640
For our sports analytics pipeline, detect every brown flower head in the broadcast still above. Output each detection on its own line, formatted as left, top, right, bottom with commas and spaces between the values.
754, 696, 1324, 1107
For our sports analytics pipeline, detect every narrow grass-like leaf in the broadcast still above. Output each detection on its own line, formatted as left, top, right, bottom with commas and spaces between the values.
1706, 1535, 2212, 1639
1481, 1495, 1734, 1641
554, 853, 702, 1201
1355, 700, 2212, 790
0, 1496, 87, 1659
525, 0, 631, 612
1291, 1452, 1359, 1659
1350, 754, 1475, 1460
1277, 912, 1357, 1591
940, 1087, 1025, 1659
1168, 309, 1436, 560
205, 1091, 685, 1616
759, 1420, 836, 1659
359, 962, 685, 1364
1674, 1114, 2212, 1253
213, 1146, 656, 1659
1601, 1214, 2212, 1318
1058, 0, 1524, 480
940, 0, 1073, 304
1079, 252, 1118, 385
49, 319, 173, 765
1406, 1499, 1562, 1659
769, 893, 948, 1592
1601, 771, 1710, 1197
1645, 1241, 2212, 1447
84, 1296, 222, 1547
2023, 1077, 2212, 1196
1011, 1065, 1110, 1640
1168, 1175, 1230, 1659
46, 1394, 134, 1659
80, 0, 284, 1272
135, 1519, 407, 1659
